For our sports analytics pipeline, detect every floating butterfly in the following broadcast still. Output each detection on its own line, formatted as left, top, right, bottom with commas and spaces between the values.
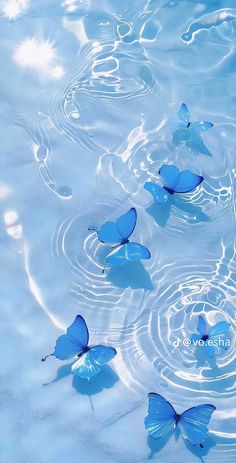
145, 393, 216, 448
89, 208, 151, 269
41, 315, 117, 379
172, 103, 213, 156
144, 164, 203, 204
190, 315, 231, 357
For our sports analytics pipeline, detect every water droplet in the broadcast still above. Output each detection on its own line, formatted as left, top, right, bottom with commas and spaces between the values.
57, 186, 72, 198
70, 111, 80, 120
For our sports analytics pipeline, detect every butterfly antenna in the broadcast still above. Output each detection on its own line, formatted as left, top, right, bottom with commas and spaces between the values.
88, 227, 97, 232
102, 264, 107, 274
90, 331, 97, 344
41, 354, 53, 362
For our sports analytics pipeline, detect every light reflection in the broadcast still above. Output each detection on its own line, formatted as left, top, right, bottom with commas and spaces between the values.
1, 0, 28, 20
52, 65, 65, 79
13, 38, 56, 70
0, 184, 11, 199
4, 210, 22, 239
13, 37, 64, 79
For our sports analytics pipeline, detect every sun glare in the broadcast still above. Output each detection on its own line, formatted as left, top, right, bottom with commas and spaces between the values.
13, 38, 56, 69
13, 37, 64, 78
52, 65, 65, 79
1, 0, 28, 20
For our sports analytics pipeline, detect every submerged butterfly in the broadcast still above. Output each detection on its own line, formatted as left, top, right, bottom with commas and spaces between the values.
172, 103, 213, 156
144, 164, 203, 204
145, 393, 216, 448
41, 315, 117, 379
89, 207, 151, 269
190, 315, 231, 357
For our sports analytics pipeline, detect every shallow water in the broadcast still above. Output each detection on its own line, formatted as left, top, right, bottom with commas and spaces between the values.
0, 1, 236, 462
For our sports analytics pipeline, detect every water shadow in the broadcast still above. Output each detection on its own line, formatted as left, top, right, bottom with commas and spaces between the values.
185, 434, 216, 462
43, 362, 119, 395
106, 261, 154, 290
172, 127, 213, 157
194, 346, 235, 392
186, 136, 213, 157
146, 202, 172, 228
147, 430, 173, 459
72, 365, 119, 396
146, 195, 209, 228
43, 361, 74, 386
147, 430, 215, 460
195, 344, 219, 370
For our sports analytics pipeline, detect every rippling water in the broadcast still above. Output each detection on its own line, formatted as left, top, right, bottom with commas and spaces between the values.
0, 1, 236, 462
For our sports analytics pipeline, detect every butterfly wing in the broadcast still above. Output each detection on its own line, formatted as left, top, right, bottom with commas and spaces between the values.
197, 315, 207, 336
178, 103, 190, 124
159, 165, 180, 191
190, 333, 202, 343
179, 404, 216, 446
209, 321, 230, 337
205, 344, 216, 357
116, 207, 137, 240
145, 393, 177, 439
191, 121, 214, 134
173, 169, 203, 193
186, 136, 212, 157
98, 208, 137, 244
105, 242, 151, 265
172, 127, 191, 146
71, 345, 117, 379
144, 182, 169, 204
98, 221, 123, 244
208, 321, 231, 352
53, 315, 89, 360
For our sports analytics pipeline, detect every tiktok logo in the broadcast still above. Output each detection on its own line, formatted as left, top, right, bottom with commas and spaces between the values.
173, 337, 181, 348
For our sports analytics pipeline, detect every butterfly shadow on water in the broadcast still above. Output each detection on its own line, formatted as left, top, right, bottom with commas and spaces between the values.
146, 195, 209, 228
43, 361, 74, 386
194, 346, 235, 392
106, 261, 154, 290
185, 135, 213, 158
147, 429, 216, 461
185, 434, 216, 462
195, 345, 218, 370
172, 103, 213, 157
43, 362, 119, 396
72, 365, 119, 396
147, 429, 173, 459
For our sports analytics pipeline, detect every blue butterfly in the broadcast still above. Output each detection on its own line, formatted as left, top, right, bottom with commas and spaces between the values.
145, 393, 216, 447
173, 103, 213, 156
190, 315, 231, 357
144, 164, 203, 204
90, 208, 151, 269
41, 315, 117, 379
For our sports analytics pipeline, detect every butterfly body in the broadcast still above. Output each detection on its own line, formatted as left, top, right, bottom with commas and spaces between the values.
145, 393, 216, 447
163, 186, 175, 195
42, 315, 117, 379
77, 345, 90, 356
175, 413, 181, 427
120, 239, 129, 245
91, 207, 151, 268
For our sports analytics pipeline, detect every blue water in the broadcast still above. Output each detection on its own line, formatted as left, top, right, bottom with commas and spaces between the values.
0, 0, 235, 462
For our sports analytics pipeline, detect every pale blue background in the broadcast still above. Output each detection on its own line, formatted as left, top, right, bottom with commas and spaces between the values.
0, 1, 235, 462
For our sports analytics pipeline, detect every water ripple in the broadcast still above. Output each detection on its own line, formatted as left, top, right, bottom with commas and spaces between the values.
114, 238, 235, 441
51, 200, 155, 329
